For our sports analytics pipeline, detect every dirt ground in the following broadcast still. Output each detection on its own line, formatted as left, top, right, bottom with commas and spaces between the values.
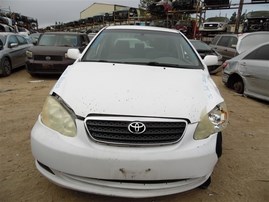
0, 68, 268, 202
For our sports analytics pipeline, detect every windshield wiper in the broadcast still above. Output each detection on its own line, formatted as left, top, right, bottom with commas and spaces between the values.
145, 62, 182, 68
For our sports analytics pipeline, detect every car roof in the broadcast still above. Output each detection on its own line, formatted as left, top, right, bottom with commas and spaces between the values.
231, 41, 269, 61
105, 25, 181, 34
214, 33, 238, 37
0, 32, 16, 36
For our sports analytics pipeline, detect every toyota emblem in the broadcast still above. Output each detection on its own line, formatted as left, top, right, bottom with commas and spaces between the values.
128, 122, 146, 134
45, 56, 51, 61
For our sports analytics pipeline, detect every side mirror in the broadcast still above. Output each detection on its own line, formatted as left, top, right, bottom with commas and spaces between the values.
203, 55, 218, 66
67, 48, 81, 60
9, 43, 18, 48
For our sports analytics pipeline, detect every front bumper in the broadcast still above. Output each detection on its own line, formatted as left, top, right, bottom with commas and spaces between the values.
31, 116, 219, 198
26, 59, 73, 74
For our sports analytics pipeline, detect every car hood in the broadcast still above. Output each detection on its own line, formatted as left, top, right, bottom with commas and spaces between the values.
52, 62, 223, 123
237, 32, 269, 54
29, 45, 71, 55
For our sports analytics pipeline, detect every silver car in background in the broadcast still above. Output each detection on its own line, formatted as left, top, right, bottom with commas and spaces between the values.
0, 32, 32, 76
222, 42, 269, 102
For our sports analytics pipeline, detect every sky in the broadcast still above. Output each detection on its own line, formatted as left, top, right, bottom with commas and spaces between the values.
1, 0, 269, 28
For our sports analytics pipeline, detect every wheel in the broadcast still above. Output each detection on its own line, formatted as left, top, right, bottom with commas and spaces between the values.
233, 79, 244, 94
199, 176, 211, 189
216, 132, 222, 158
1, 57, 12, 76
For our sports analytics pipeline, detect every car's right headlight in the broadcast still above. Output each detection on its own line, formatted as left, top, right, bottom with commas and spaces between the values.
194, 102, 228, 140
41, 96, 77, 137
26, 50, 33, 58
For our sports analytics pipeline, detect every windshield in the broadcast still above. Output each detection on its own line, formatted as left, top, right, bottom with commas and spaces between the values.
190, 40, 211, 51
38, 34, 80, 47
82, 29, 202, 69
206, 17, 228, 22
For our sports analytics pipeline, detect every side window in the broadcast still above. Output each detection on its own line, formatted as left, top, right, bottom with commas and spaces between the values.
8, 35, 18, 45
217, 36, 230, 47
228, 37, 238, 48
211, 35, 220, 45
16, 35, 27, 45
244, 45, 269, 60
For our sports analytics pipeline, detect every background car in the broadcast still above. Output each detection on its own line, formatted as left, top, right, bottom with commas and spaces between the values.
209, 33, 238, 62
243, 10, 269, 32
0, 32, 33, 76
222, 42, 269, 102
190, 39, 223, 74
210, 32, 269, 64
29, 32, 41, 44
26, 32, 89, 76
0, 23, 15, 32
31, 25, 228, 198
199, 17, 230, 36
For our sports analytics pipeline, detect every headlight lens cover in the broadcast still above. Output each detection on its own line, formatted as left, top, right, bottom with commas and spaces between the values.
26, 50, 33, 58
194, 102, 228, 140
41, 96, 77, 137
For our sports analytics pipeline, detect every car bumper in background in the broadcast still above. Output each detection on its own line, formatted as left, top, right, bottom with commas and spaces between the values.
26, 59, 74, 74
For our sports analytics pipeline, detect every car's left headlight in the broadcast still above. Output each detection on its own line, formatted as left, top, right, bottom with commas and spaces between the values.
26, 50, 33, 58
41, 96, 77, 137
194, 102, 228, 140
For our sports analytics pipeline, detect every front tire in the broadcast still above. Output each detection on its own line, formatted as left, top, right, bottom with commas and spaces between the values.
1, 57, 12, 76
216, 132, 222, 158
233, 79, 244, 94
199, 176, 211, 189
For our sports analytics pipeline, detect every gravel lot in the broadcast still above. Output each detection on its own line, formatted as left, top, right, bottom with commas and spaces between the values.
0, 68, 268, 202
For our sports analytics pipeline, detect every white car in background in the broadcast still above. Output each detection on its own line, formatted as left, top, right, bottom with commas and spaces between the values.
31, 25, 228, 198
222, 32, 269, 101
222, 41, 269, 101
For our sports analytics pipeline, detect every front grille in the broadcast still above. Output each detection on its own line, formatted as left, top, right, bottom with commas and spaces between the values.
204, 24, 218, 28
84, 116, 187, 145
34, 55, 63, 61
26, 63, 67, 73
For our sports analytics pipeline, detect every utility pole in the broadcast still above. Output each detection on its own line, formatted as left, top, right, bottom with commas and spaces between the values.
235, 0, 244, 33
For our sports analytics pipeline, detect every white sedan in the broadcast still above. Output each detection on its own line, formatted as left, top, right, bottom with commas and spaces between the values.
222, 42, 269, 102
31, 25, 228, 198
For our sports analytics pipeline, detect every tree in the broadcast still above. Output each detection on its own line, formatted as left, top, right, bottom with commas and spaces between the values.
240, 13, 246, 24
229, 12, 237, 24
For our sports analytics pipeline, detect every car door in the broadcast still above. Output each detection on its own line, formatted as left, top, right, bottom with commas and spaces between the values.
16, 35, 30, 66
241, 44, 269, 98
7, 35, 21, 68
